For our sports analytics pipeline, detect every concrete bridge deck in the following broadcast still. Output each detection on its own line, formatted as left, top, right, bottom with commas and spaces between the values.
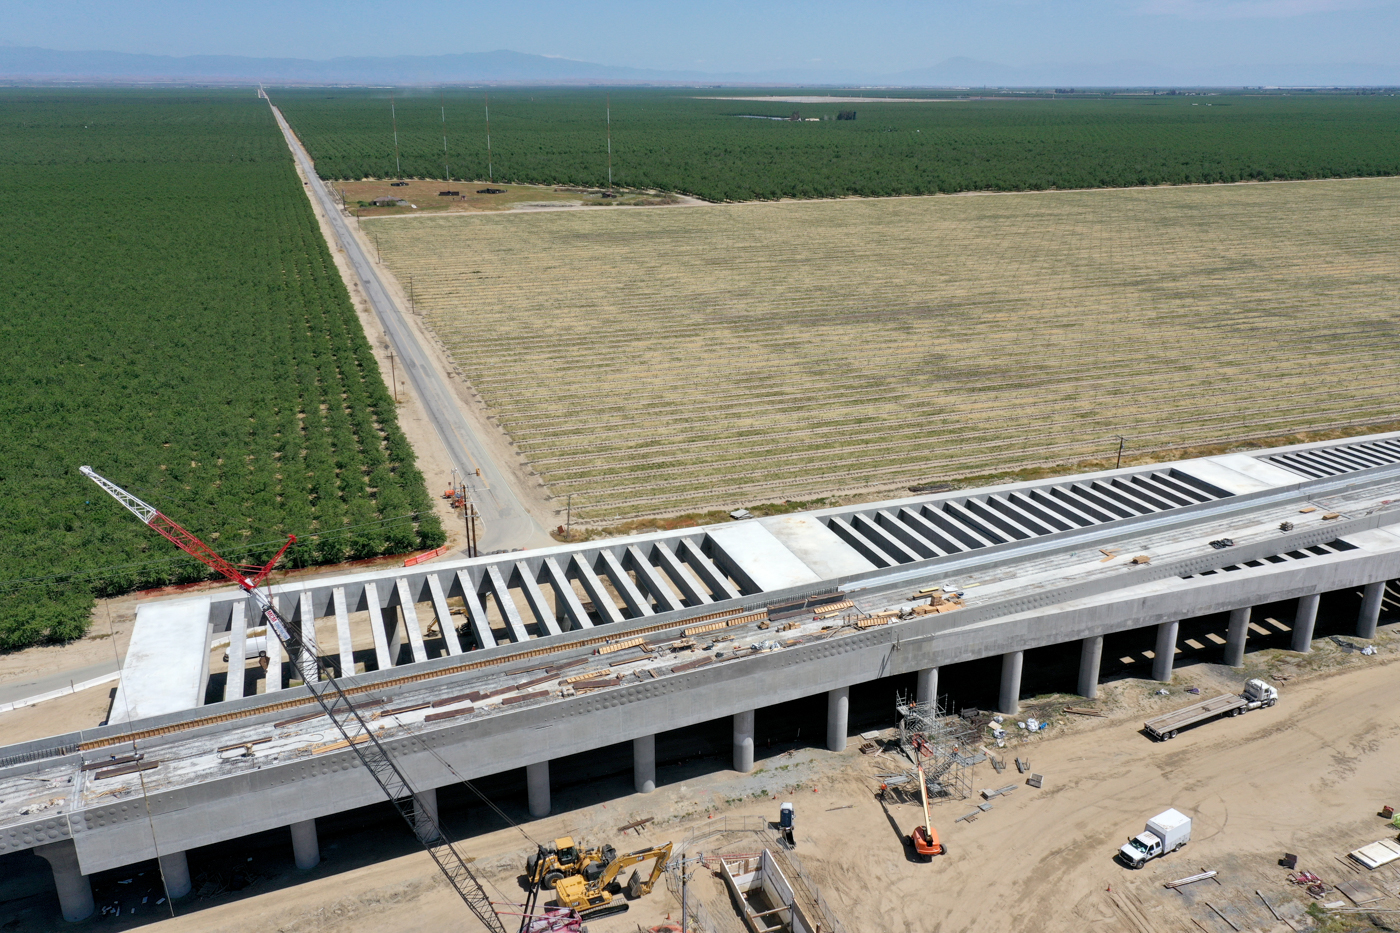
5, 431, 1400, 921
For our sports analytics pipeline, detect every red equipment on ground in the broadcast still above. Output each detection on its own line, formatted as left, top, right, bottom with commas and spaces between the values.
911, 764, 946, 860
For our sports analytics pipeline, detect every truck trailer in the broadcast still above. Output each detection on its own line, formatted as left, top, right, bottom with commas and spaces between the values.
1143, 679, 1277, 741
1119, 809, 1192, 869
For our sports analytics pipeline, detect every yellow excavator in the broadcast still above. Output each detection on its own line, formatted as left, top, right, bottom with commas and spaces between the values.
554, 841, 673, 919
525, 836, 617, 890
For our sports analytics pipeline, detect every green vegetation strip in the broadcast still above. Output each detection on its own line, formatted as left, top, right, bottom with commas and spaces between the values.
275, 88, 1400, 201
0, 89, 442, 649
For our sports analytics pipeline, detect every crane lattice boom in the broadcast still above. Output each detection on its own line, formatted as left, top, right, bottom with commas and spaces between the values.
82, 466, 508, 933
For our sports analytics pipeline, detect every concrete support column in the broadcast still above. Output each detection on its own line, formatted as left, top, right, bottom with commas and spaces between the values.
1358, 581, 1385, 639
732, 710, 755, 773
158, 850, 192, 899
998, 650, 1023, 715
413, 787, 440, 842
526, 761, 550, 818
1292, 594, 1320, 653
915, 668, 938, 708
387, 611, 404, 666
1225, 607, 1251, 668
1077, 635, 1103, 699
633, 734, 656, 794
826, 687, 849, 753
290, 818, 320, 870
34, 841, 94, 923
1152, 621, 1179, 683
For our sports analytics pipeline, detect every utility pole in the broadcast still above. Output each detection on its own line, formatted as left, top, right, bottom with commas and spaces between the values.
606, 93, 612, 191
1114, 435, 1126, 469
565, 493, 573, 540
680, 850, 689, 932
374, 233, 380, 262
390, 92, 402, 178
440, 88, 450, 180
464, 502, 478, 558
408, 273, 414, 313
387, 348, 397, 403
483, 91, 493, 184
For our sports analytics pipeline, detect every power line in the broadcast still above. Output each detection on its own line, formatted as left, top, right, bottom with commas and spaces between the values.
0, 511, 435, 593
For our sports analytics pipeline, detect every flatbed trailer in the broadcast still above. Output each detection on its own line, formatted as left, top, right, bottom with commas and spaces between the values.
1144, 680, 1277, 740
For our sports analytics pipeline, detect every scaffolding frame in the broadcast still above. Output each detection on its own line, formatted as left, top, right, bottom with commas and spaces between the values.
894, 692, 980, 803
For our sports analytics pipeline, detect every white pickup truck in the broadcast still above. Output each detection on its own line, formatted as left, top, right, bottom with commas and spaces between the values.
1119, 809, 1191, 869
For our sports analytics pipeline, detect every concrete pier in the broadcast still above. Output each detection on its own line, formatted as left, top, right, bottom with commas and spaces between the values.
733, 710, 755, 773
1153, 621, 1179, 683
633, 734, 656, 794
1225, 607, 1251, 667
158, 850, 191, 899
1292, 593, 1321, 652
34, 841, 94, 922
290, 819, 320, 870
413, 787, 440, 842
999, 650, 1023, 715
915, 667, 938, 707
1358, 581, 1385, 639
1077, 635, 1103, 699
526, 762, 550, 818
826, 687, 849, 752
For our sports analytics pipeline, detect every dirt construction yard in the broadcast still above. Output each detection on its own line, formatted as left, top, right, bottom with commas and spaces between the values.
8, 619, 1400, 933
366, 176, 1400, 523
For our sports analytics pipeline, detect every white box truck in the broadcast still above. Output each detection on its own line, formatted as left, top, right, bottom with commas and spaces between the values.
1119, 809, 1191, 869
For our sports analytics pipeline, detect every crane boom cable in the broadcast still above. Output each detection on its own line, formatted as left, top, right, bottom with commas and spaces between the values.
82, 466, 508, 933
0, 510, 434, 593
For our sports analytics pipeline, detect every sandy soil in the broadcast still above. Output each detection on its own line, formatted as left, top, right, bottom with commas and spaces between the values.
9, 621, 1394, 933
0, 597, 135, 692
0, 685, 117, 745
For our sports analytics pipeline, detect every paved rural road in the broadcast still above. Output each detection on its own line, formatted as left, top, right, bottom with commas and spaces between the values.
0, 660, 120, 708
268, 101, 546, 553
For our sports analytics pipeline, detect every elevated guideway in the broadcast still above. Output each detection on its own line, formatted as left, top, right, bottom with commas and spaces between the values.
4, 432, 1400, 921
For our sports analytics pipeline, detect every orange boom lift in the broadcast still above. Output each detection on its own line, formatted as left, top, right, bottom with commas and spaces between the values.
910, 764, 946, 860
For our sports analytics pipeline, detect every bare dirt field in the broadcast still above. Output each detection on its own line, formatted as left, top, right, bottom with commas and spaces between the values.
7, 613, 1398, 933
336, 180, 688, 218
366, 176, 1400, 523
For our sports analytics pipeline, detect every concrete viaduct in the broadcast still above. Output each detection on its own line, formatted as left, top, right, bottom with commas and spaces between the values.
3, 432, 1400, 921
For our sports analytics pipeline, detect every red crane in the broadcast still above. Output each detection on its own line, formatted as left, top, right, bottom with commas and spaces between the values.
80, 466, 510, 933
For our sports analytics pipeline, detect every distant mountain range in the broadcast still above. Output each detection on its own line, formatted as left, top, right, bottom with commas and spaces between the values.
1, 45, 1395, 88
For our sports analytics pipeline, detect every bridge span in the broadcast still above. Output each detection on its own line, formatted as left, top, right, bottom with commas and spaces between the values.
4, 431, 1400, 920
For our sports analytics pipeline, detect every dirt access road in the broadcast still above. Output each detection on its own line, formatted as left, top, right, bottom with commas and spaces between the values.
268, 100, 549, 553
22, 633, 1397, 933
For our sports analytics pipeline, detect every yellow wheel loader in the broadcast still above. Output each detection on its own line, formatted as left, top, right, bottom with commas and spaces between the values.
525, 836, 617, 890
553, 841, 673, 919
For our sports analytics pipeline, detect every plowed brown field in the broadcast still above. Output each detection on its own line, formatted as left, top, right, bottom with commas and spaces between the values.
369, 177, 1400, 521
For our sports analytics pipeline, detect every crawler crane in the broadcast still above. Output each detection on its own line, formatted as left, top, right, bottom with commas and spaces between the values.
80, 466, 514, 933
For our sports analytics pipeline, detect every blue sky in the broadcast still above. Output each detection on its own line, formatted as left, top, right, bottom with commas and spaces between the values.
3, 0, 1396, 74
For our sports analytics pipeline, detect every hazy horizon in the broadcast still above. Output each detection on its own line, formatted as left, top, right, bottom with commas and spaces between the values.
3, 0, 1397, 86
